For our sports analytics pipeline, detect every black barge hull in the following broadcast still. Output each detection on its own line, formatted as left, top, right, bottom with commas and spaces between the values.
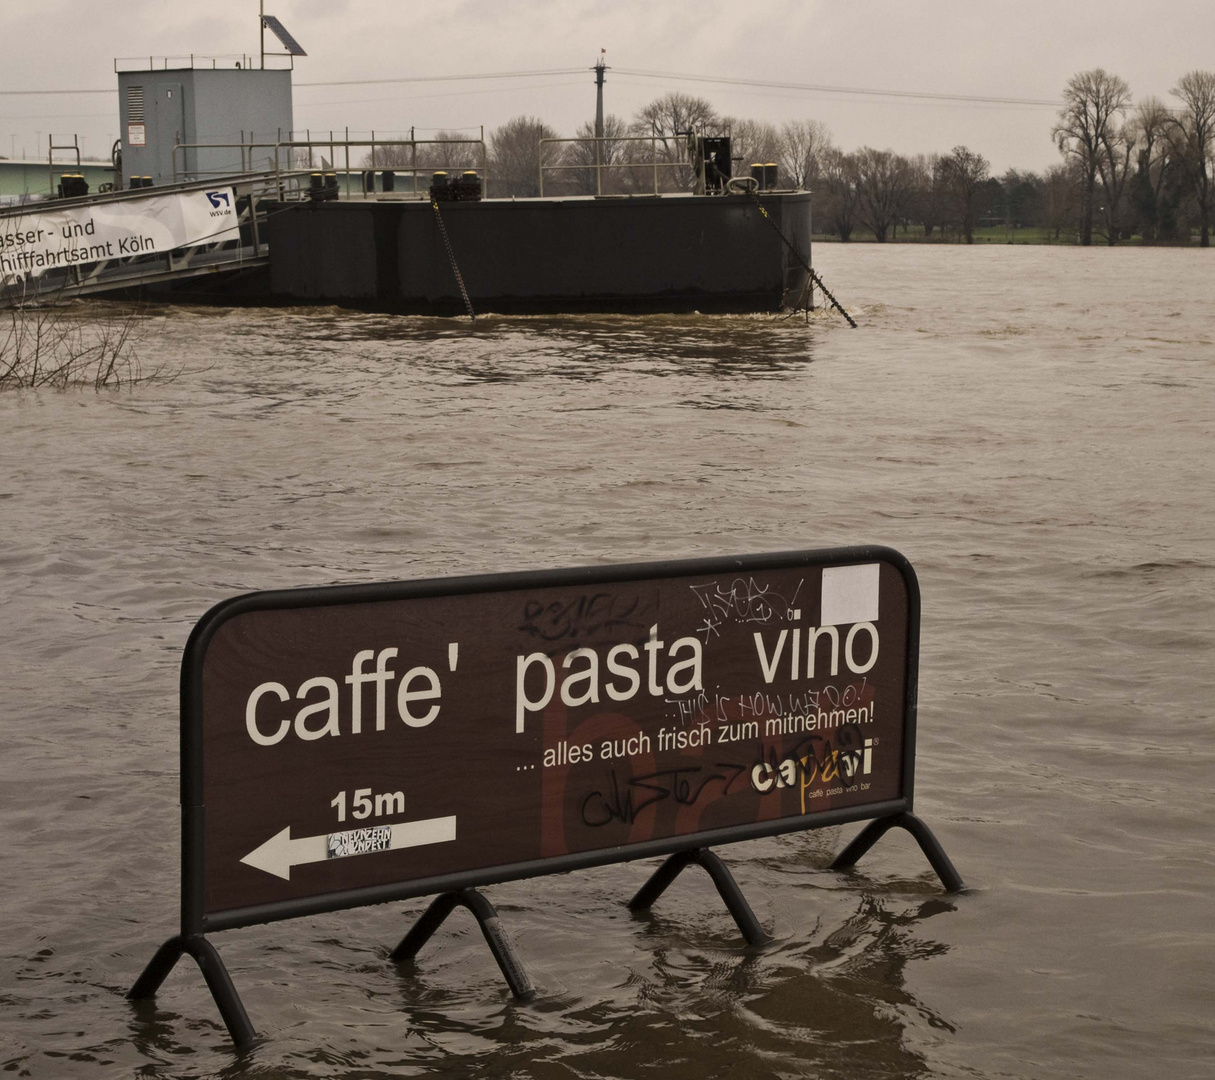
264, 192, 811, 315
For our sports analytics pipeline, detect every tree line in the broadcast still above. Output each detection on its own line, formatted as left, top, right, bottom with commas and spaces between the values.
367, 68, 1215, 246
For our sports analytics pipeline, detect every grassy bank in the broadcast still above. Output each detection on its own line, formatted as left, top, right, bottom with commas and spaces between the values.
812, 226, 1202, 246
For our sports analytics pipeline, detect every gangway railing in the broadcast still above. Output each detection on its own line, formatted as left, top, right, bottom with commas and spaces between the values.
0, 172, 300, 306
4, 130, 493, 306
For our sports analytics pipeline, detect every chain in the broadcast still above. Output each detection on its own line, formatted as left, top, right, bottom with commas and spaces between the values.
749, 193, 857, 328
430, 197, 475, 321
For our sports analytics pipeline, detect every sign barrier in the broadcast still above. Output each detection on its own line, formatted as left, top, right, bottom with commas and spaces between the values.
129, 547, 961, 1046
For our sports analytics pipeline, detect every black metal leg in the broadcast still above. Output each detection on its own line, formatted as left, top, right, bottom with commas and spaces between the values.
184, 936, 257, 1048
458, 888, 534, 1000
829, 816, 898, 869
389, 891, 461, 962
829, 812, 964, 893
128, 934, 256, 1049
629, 848, 771, 946
627, 849, 699, 911
128, 935, 186, 999
391, 888, 534, 1000
694, 850, 771, 946
898, 813, 965, 893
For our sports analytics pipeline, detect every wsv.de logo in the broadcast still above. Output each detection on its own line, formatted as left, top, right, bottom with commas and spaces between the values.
205, 191, 232, 217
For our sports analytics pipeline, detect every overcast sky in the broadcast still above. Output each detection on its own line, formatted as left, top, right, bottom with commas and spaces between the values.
3, 0, 1214, 172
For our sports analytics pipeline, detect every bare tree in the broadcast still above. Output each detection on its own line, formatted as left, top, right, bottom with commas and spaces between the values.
817, 148, 859, 240
489, 116, 560, 198
633, 92, 718, 141
778, 119, 834, 190
852, 147, 916, 242
362, 140, 413, 169
725, 118, 782, 181
1165, 70, 1215, 246
908, 153, 947, 237
630, 92, 718, 191
417, 130, 484, 172
362, 130, 481, 180
1042, 161, 1083, 240
1053, 69, 1132, 245
1002, 169, 1043, 229
938, 146, 990, 243
565, 115, 630, 194
1094, 117, 1136, 244
2, 298, 159, 390
1129, 98, 1176, 240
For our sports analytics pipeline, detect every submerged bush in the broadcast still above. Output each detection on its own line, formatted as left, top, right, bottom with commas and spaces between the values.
1, 301, 169, 390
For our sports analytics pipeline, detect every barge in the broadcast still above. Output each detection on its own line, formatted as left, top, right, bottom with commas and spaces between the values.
2, 38, 816, 316
264, 191, 811, 315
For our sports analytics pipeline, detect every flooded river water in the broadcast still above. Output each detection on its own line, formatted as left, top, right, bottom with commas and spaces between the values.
2, 244, 1213, 1078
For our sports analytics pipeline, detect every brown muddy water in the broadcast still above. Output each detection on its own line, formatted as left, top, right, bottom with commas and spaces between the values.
1, 245, 1213, 1078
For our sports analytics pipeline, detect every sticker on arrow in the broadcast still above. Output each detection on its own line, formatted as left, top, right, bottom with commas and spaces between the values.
241, 816, 458, 881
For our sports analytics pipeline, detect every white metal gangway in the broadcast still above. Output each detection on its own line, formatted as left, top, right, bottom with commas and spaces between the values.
0, 171, 307, 307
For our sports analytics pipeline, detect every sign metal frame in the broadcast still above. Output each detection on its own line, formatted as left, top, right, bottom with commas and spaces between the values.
129, 546, 962, 1048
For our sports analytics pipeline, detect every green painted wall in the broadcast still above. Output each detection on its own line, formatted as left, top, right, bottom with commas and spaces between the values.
0, 161, 117, 198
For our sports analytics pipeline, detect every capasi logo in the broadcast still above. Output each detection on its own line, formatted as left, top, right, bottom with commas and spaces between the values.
205, 191, 231, 209
750, 737, 874, 794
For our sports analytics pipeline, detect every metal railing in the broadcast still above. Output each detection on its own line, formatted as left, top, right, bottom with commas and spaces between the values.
45, 133, 86, 197
172, 134, 490, 199
114, 55, 291, 72
1, 173, 284, 306
537, 135, 698, 197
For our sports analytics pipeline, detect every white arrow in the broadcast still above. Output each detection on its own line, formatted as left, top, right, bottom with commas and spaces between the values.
240, 815, 457, 881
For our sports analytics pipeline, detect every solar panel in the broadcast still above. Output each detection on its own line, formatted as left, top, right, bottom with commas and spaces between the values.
261, 15, 307, 56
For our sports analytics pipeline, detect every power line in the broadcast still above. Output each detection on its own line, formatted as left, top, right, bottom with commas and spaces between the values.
0, 111, 115, 121
0, 87, 112, 97
0, 67, 588, 97
294, 79, 587, 110
1, 66, 1065, 109
611, 68, 1065, 108
296, 68, 588, 88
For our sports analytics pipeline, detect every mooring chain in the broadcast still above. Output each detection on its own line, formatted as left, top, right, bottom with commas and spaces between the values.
430, 197, 475, 321
749, 193, 857, 328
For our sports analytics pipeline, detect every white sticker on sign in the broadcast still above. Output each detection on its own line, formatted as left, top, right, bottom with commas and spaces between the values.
820, 564, 880, 625
128, 123, 146, 147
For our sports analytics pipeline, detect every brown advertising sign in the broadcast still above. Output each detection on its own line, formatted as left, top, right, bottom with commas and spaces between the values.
179, 547, 921, 933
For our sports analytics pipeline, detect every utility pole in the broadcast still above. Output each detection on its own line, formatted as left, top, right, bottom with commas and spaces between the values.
594, 52, 607, 139
592, 52, 608, 195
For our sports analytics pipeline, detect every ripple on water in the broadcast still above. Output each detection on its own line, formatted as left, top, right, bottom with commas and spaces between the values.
2, 245, 1214, 1078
